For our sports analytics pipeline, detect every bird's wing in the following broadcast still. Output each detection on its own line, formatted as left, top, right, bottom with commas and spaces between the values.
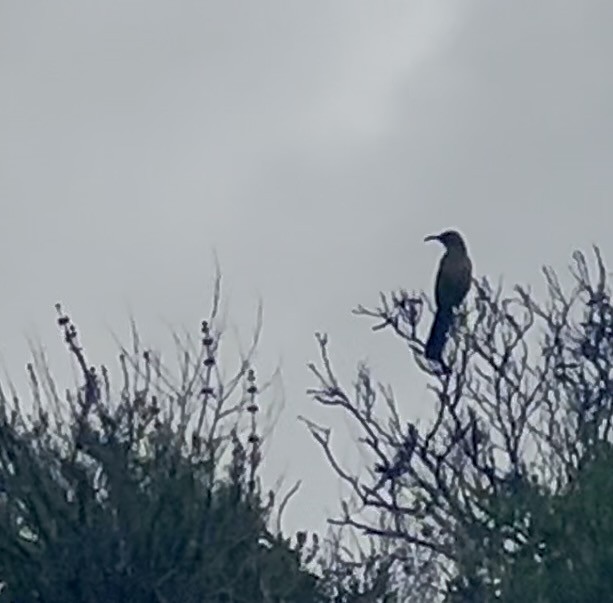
435, 253, 472, 311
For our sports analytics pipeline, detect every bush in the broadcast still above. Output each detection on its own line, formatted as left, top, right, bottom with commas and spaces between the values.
0, 278, 321, 603
307, 248, 613, 602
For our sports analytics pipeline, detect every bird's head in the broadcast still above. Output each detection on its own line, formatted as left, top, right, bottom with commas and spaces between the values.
424, 229, 467, 252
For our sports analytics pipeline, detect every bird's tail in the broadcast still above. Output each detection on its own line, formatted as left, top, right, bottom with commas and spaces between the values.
424, 307, 454, 362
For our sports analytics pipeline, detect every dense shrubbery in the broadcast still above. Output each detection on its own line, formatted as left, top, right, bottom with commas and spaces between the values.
3, 249, 613, 602
0, 277, 327, 603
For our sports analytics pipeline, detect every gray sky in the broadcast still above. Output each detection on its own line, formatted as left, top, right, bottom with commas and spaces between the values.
2, 1, 613, 536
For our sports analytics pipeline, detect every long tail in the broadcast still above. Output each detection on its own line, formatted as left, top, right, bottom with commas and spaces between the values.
424, 307, 453, 362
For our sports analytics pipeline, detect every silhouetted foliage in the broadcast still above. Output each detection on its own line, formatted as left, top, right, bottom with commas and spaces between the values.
0, 277, 322, 603
308, 248, 613, 601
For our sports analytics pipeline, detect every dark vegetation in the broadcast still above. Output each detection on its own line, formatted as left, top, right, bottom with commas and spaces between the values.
307, 248, 613, 601
2, 249, 613, 601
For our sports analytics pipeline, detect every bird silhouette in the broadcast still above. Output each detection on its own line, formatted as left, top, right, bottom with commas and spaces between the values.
424, 230, 472, 362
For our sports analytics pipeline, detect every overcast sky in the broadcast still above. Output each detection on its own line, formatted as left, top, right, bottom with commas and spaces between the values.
2, 1, 613, 536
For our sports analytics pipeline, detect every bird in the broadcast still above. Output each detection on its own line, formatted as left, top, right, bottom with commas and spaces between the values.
424, 230, 472, 362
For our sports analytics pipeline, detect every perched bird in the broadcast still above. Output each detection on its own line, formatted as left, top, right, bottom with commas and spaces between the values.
424, 230, 472, 362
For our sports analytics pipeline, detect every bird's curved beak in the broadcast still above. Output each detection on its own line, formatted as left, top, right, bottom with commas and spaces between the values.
424, 234, 440, 243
